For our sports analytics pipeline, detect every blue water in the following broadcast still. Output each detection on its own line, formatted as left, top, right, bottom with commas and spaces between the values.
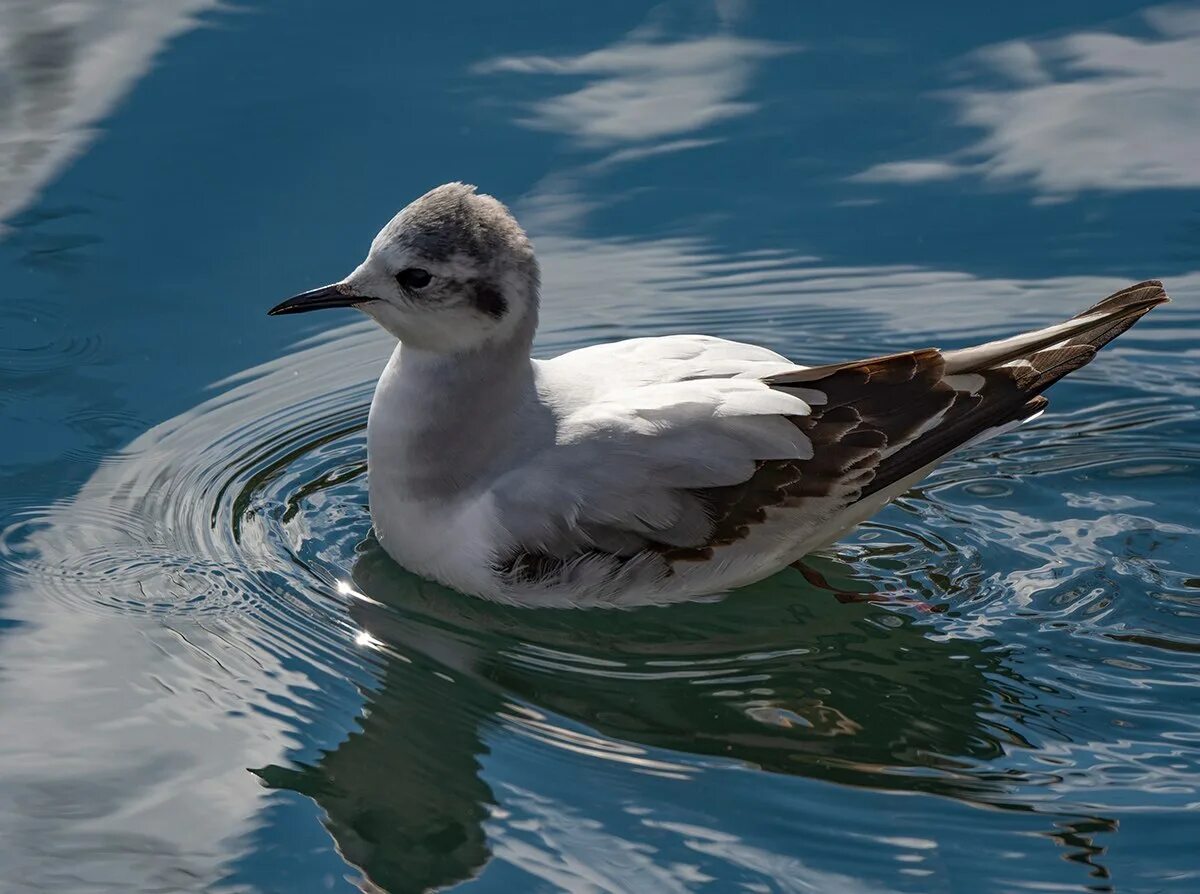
1, 2, 1198, 891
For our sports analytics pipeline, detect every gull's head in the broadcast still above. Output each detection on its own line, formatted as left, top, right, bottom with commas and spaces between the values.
269, 183, 539, 353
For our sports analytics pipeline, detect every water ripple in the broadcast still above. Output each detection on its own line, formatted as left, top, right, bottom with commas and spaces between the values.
3, 256, 1197, 892
0, 300, 103, 378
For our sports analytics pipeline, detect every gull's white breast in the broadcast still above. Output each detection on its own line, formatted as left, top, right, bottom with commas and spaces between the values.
365, 479, 501, 597
365, 345, 507, 597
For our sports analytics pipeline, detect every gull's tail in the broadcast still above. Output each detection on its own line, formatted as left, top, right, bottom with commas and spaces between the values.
765, 280, 1170, 502
875, 279, 1169, 494
942, 279, 1169, 383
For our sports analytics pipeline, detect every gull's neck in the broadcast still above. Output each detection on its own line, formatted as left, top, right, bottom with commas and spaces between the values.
367, 336, 539, 503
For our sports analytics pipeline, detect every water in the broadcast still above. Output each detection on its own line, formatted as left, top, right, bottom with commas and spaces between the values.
1, 1, 1198, 891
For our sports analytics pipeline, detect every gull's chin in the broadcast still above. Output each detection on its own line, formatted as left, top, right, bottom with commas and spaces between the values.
357, 301, 419, 342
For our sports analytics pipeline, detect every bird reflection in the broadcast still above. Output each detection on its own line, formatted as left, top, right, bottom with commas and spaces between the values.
258, 537, 1024, 893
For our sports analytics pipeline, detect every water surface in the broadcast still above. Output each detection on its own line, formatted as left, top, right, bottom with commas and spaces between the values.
1, 2, 1198, 891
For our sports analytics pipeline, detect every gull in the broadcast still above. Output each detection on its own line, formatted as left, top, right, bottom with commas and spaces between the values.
269, 183, 1168, 608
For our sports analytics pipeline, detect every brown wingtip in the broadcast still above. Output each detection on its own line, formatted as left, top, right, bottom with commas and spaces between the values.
1074, 280, 1170, 320
1062, 280, 1169, 358
1022, 394, 1050, 417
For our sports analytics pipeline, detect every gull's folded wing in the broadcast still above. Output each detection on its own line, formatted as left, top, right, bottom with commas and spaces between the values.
685, 280, 1170, 558
492, 283, 1167, 589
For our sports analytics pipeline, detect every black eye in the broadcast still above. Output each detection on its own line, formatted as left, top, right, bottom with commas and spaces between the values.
396, 267, 432, 290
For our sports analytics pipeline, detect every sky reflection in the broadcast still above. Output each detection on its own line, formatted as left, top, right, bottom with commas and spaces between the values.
853, 4, 1200, 197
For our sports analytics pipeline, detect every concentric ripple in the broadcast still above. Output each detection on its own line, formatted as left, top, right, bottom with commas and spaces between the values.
0, 323, 388, 622
0, 300, 103, 377
3, 259, 1198, 893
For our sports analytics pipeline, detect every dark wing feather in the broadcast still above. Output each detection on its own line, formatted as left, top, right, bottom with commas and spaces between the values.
663, 281, 1169, 561
658, 348, 955, 561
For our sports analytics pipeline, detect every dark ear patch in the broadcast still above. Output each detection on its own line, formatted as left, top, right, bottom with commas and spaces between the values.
471, 282, 507, 319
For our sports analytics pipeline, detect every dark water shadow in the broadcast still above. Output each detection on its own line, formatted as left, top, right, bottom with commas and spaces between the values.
256, 537, 1077, 893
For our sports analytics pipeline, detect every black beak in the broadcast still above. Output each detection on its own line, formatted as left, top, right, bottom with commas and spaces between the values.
268, 283, 367, 316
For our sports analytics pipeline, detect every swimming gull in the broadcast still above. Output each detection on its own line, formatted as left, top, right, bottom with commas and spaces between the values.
269, 183, 1169, 608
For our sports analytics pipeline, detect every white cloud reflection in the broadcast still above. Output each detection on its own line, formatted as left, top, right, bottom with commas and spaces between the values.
476, 32, 793, 149
0, 0, 215, 226
852, 4, 1200, 196
476, 19, 795, 229
849, 159, 968, 184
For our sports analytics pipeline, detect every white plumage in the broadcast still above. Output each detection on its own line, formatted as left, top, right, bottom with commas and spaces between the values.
270, 183, 1168, 607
